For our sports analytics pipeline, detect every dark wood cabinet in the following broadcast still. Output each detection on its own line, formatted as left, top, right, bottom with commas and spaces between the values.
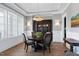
33, 20, 52, 33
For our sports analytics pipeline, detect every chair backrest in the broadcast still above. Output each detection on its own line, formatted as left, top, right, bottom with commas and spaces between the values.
43, 32, 52, 46
22, 33, 27, 44
32, 32, 36, 38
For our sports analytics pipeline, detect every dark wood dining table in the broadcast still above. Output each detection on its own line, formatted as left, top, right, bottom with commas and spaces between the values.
27, 36, 43, 52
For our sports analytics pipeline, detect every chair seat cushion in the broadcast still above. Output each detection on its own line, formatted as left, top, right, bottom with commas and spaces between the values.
27, 40, 34, 45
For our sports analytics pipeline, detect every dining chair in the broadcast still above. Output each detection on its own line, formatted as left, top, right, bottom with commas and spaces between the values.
38, 32, 52, 54
22, 33, 34, 52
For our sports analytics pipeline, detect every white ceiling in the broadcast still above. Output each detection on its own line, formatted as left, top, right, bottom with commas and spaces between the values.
17, 3, 61, 13
2, 3, 70, 16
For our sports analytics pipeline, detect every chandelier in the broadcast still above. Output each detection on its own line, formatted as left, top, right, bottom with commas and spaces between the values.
32, 4, 44, 21
33, 15, 44, 21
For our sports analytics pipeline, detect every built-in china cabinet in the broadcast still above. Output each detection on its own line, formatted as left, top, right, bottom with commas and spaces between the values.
33, 20, 52, 33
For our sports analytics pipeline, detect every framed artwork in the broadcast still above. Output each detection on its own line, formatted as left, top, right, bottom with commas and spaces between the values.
71, 14, 79, 27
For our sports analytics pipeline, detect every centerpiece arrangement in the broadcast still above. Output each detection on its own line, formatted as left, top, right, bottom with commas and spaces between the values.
32, 32, 44, 40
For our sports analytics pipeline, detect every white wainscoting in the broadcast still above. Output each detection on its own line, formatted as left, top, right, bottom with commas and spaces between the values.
0, 35, 24, 53
53, 31, 63, 42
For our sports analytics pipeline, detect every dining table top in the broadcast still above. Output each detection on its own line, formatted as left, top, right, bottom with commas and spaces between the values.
27, 36, 43, 41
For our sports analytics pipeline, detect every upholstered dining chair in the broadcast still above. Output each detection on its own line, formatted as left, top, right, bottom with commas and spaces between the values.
38, 32, 52, 54
22, 33, 34, 52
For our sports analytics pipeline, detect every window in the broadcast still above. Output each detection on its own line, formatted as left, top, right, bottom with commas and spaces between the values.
0, 9, 5, 39
17, 15, 24, 35
0, 8, 24, 39
8, 12, 18, 37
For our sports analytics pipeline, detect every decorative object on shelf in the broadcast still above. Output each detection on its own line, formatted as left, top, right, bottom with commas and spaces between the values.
33, 15, 44, 21
33, 20, 52, 33
37, 24, 48, 32
71, 13, 79, 27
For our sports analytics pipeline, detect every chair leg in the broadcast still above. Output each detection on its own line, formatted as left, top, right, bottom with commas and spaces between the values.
64, 50, 67, 53
24, 43, 26, 50
43, 49, 45, 55
26, 45, 28, 52
48, 45, 51, 53
43, 45, 45, 55
49, 47, 51, 53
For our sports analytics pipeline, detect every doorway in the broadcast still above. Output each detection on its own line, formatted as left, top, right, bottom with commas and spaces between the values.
64, 17, 66, 40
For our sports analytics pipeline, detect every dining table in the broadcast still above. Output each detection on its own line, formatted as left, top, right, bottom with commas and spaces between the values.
27, 36, 43, 52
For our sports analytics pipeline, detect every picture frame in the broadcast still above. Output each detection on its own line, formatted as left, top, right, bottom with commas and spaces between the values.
71, 14, 79, 27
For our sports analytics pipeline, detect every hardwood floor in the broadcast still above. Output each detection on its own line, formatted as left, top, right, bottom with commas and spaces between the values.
0, 42, 67, 56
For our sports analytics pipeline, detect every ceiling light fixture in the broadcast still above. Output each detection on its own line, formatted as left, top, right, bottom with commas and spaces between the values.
33, 15, 44, 21
33, 4, 44, 21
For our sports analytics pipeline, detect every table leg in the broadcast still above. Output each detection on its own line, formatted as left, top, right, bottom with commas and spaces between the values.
33, 41, 37, 52
64, 40, 66, 47
70, 45, 73, 52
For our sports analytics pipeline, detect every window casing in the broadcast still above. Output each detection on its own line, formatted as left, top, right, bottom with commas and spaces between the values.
0, 8, 24, 39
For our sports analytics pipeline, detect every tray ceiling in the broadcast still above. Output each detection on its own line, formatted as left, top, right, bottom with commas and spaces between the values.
2, 3, 70, 16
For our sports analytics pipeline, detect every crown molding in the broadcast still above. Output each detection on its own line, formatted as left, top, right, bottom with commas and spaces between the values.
61, 3, 71, 13
1, 3, 26, 16
14, 3, 29, 14
15, 3, 70, 15
1, 3, 71, 16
